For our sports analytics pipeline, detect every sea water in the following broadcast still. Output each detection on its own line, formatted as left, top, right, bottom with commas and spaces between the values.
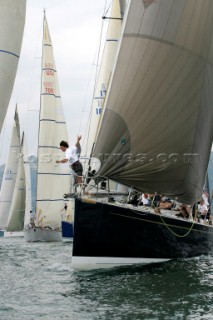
1, 237, 213, 320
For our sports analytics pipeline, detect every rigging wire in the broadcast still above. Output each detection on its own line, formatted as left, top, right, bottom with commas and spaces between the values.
78, 0, 109, 155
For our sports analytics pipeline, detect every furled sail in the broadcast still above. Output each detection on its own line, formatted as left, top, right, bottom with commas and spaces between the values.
6, 133, 25, 231
35, 13, 71, 229
0, 107, 21, 228
92, 0, 213, 204
0, 0, 26, 133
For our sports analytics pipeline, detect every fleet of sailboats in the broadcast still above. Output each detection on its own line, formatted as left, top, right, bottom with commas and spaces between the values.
1, 0, 213, 274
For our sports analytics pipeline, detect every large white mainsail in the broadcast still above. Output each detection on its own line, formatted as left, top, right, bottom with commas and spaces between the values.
0, 108, 21, 229
34, 12, 70, 233
0, 0, 26, 133
92, 0, 213, 204
6, 133, 25, 232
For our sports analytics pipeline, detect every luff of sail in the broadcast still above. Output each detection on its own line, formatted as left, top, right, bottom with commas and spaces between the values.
0, 108, 21, 229
83, 0, 122, 161
6, 133, 25, 231
0, 0, 26, 133
93, 0, 213, 204
35, 13, 70, 229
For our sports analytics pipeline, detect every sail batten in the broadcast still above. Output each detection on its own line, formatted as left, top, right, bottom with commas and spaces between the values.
0, 50, 20, 58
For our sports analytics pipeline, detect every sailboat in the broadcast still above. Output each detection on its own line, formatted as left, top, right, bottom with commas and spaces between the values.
5, 133, 25, 236
71, 0, 213, 270
24, 12, 71, 242
0, 0, 26, 133
0, 107, 25, 237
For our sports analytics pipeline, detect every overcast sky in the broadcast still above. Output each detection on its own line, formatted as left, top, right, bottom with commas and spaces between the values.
0, 0, 109, 164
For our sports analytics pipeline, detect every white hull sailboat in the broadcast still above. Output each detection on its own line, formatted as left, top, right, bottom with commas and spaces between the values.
72, 0, 213, 270
4, 231, 24, 238
0, 1, 26, 132
24, 228, 61, 242
24, 12, 71, 242
6, 133, 25, 233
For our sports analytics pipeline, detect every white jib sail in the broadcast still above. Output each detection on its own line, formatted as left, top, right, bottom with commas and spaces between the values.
83, 0, 122, 161
6, 134, 25, 232
0, 108, 21, 228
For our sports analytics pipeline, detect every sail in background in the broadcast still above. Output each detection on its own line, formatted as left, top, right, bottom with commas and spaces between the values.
83, 0, 122, 161
6, 133, 25, 232
93, 0, 213, 204
35, 12, 71, 229
0, 108, 21, 229
0, 0, 26, 133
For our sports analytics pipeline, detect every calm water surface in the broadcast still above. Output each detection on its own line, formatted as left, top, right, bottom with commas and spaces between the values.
1, 237, 213, 320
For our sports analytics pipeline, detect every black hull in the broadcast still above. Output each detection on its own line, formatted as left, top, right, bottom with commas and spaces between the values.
73, 198, 213, 265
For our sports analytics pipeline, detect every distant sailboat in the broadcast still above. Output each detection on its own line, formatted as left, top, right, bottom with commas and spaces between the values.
0, 0, 26, 133
0, 107, 24, 236
23, 154, 37, 229
72, 0, 213, 270
5, 133, 25, 236
24, 12, 71, 242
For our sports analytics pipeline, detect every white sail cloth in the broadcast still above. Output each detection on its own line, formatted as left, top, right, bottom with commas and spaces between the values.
0, 0, 26, 133
93, 0, 213, 204
6, 134, 25, 231
83, 0, 122, 159
35, 13, 71, 229
0, 109, 21, 228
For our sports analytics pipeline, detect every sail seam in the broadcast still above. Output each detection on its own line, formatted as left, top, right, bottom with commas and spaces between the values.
0, 49, 19, 58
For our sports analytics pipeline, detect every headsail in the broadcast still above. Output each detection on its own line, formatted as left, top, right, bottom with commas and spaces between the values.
0, 107, 21, 228
83, 0, 122, 161
35, 13, 71, 229
92, 0, 213, 204
6, 133, 25, 232
0, 0, 26, 133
